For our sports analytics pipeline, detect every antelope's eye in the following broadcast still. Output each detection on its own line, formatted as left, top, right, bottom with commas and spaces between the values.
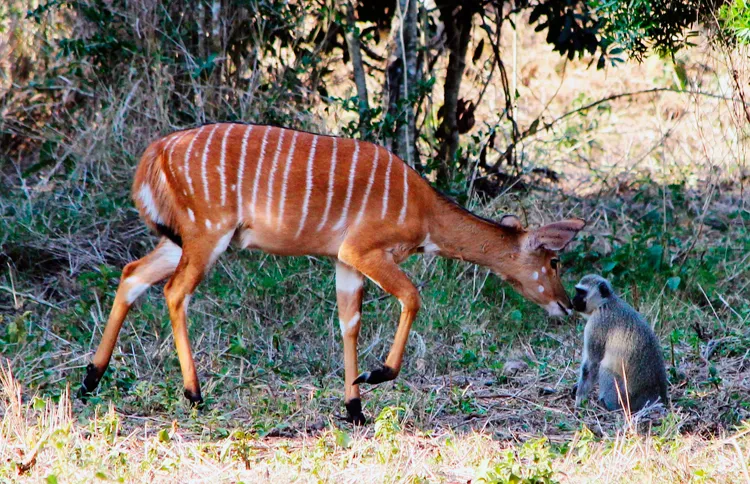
550, 258, 559, 270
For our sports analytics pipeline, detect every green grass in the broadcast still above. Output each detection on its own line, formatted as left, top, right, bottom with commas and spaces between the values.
2, 165, 749, 481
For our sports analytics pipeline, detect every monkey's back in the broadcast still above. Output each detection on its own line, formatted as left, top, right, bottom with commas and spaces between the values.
598, 297, 669, 408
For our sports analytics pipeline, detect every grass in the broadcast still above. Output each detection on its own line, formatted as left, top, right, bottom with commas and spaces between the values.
2, 8, 750, 482
1, 177, 749, 482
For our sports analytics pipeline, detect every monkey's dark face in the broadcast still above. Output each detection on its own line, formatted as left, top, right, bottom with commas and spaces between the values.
572, 286, 588, 313
573, 275, 613, 315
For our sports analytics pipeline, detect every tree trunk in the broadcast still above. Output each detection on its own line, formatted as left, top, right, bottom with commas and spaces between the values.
385, 0, 419, 167
436, 4, 474, 183
343, 2, 371, 140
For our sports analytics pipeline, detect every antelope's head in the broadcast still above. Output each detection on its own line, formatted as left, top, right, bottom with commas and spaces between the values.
493, 216, 586, 318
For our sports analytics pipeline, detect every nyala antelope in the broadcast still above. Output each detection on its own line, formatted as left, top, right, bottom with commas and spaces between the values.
80, 123, 585, 424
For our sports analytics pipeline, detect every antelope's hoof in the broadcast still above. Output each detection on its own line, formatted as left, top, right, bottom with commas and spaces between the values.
78, 363, 103, 401
345, 398, 367, 426
353, 365, 398, 385
183, 388, 204, 408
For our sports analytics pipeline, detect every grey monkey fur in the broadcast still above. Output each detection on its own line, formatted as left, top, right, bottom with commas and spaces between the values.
573, 275, 668, 412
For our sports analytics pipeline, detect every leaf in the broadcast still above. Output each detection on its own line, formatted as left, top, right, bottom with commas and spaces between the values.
472, 39, 484, 64
527, 119, 540, 136
673, 61, 688, 90
667, 277, 681, 291
602, 261, 617, 273
597, 54, 605, 70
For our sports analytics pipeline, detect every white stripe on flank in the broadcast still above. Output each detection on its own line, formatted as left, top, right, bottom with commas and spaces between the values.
183, 126, 205, 194
332, 141, 360, 230
187, 207, 195, 222
397, 159, 409, 225
316, 137, 338, 231
381, 151, 393, 219
249, 126, 273, 223
235, 125, 254, 221
265, 128, 286, 222
201, 124, 221, 203
277, 130, 299, 229
354, 145, 379, 226
166, 131, 189, 180
218, 124, 235, 206
295, 135, 319, 238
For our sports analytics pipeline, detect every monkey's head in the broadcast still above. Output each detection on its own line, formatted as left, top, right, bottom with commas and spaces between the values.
572, 274, 615, 315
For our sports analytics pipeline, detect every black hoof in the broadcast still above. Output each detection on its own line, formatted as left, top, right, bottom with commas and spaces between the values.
345, 398, 367, 425
353, 365, 398, 385
78, 363, 104, 401
183, 388, 204, 408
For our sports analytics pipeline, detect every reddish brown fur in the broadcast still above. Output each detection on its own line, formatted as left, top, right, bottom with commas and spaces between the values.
84, 123, 585, 421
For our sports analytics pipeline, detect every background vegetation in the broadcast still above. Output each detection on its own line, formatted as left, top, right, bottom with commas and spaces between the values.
1, 0, 749, 482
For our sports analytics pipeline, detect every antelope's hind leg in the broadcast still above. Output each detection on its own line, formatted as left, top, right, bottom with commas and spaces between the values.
335, 262, 366, 425
163, 232, 233, 407
80, 238, 182, 399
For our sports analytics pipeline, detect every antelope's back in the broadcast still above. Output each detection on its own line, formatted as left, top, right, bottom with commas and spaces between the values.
132, 123, 430, 255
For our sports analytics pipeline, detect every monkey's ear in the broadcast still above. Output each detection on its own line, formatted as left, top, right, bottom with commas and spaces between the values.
525, 219, 586, 251
598, 282, 611, 298
498, 214, 523, 231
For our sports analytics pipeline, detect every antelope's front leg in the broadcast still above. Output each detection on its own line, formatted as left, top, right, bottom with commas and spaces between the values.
339, 245, 420, 387
335, 262, 366, 425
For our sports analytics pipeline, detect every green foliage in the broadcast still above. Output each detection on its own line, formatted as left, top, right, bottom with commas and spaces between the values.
591, 0, 700, 60
719, 0, 750, 44
475, 438, 559, 484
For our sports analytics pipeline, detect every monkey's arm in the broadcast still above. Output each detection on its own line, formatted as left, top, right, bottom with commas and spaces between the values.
575, 321, 606, 407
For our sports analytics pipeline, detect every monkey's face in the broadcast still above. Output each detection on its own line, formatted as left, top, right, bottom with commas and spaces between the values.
573, 275, 612, 314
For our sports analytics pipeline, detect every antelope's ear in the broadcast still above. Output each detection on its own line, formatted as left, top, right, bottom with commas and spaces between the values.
526, 219, 586, 251
498, 214, 524, 231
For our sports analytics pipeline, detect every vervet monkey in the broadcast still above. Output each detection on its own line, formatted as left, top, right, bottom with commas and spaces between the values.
573, 275, 668, 412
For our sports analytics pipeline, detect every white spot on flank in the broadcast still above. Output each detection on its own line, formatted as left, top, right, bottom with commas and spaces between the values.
265, 128, 286, 222
205, 219, 213, 229
333, 141, 360, 230
187, 208, 195, 222
339, 313, 360, 336
354, 145, 379, 226
397, 159, 409, 225
200, 123, 221, 203
538, 285, 545, 293
381, 151, 392, 219
277, 131, 299, 229
218, 123, 235, 206
532, 271, 539, 280
336, 263, 363, 293
541, 267, 547, 274
296, 135, 320, 238
138, 184, 164, 224
317, 137, 338, 231
183, 126, 206, 194
236, 125, 255, 221
231, 184, 236, 191
249, 126, 272, 223
208, 230, 234, 267
159, 171, 167, 185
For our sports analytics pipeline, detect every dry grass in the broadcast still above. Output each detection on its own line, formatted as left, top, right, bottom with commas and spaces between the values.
2, 5, 750, 484
1, 362, 749, 483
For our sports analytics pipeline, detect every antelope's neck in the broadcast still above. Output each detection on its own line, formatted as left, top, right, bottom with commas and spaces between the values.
426, 198, 520, 270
